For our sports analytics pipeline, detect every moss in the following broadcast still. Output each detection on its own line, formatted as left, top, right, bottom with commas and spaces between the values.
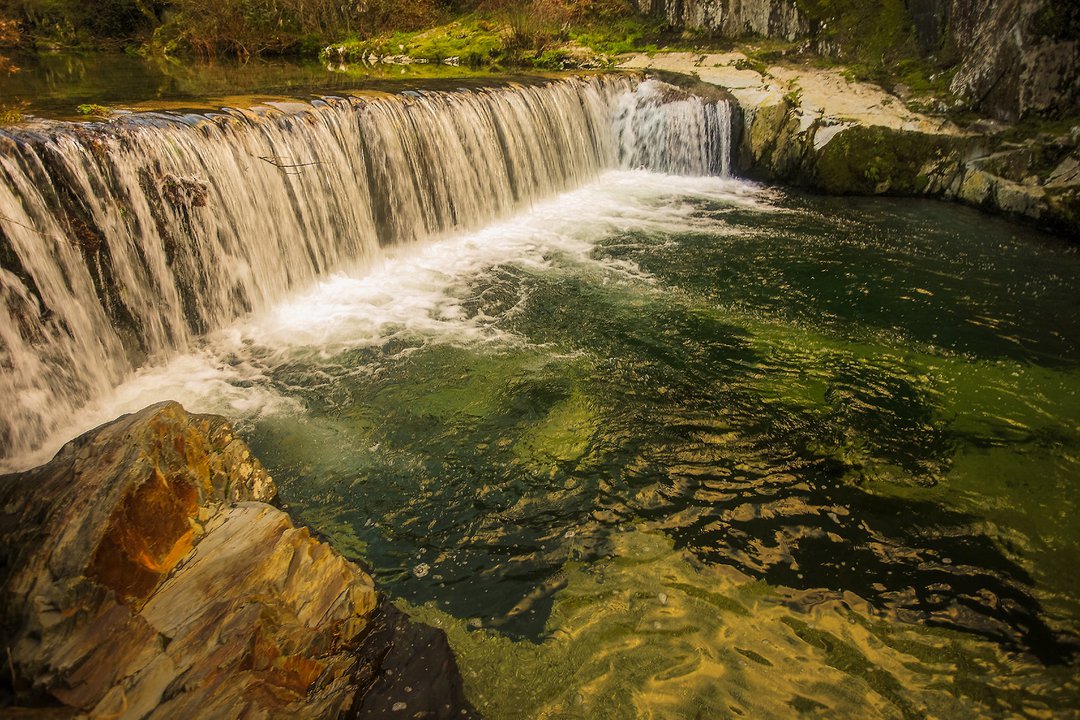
325, 18, 508, 67
531, 48, 572, 70
812, 125, 961, 195
567, 16, 670, 56
795, 0, 918, 66
76, 103, 113, 119
0, 102, 26, 124
791, 0, 964, 104
731, 55, 768, 75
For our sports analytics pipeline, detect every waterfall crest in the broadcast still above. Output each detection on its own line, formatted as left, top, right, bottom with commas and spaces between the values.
0, 74, 734, 462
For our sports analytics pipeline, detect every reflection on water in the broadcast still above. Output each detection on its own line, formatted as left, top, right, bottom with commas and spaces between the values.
0, 51, 524, 119
408, 530, 1077, 719
26, 171, 1080, 716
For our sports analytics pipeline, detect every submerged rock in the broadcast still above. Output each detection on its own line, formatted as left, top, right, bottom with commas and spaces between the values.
0, 401, 473, 719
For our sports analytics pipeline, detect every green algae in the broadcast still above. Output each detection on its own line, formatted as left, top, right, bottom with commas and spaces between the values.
513, 387, 600, 471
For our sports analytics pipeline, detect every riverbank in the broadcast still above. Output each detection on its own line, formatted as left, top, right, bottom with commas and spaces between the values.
626, 52, 1080, 239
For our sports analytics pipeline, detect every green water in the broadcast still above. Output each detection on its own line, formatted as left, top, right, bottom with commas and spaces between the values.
0, 51, 523, 119
120, 172, 1077, 717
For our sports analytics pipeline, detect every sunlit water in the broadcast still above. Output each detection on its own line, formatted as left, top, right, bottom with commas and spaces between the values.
19, 170, 1080, 717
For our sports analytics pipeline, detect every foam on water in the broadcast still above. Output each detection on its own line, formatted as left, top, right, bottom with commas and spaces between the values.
0, 76, 738, 462
5, 170, 765, 471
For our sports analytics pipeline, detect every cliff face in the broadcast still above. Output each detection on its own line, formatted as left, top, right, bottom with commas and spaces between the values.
946, 0, 1079, 120
632, 0, 807, 39
634, 0, 1080, 120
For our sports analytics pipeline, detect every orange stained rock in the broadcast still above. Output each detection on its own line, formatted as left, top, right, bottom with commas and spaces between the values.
89, 466, 200, 605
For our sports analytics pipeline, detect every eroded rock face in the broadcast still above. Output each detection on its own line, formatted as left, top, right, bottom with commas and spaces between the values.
631, 0, 807, 39
948, 0, 1080, 120
0, 402, 472, 719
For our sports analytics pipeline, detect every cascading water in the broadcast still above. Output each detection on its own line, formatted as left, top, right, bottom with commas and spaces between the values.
613, 79, 732, 176
0, 75, 734, 466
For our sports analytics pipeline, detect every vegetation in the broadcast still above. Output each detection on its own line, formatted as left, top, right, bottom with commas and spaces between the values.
76, 103, 113, 119
1, 0, 165, 46
0, 0, 1016, 118
321, 1, 653, 70
0, 15, 17, 73
0, 16, 21, 122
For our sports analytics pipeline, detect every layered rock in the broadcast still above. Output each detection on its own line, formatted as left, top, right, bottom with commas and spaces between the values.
0, 402, 472, 718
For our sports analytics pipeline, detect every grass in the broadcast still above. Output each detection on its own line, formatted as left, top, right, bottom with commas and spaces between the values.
323, 18, 509, 67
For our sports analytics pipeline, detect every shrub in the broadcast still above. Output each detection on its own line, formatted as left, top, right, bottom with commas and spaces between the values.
6, 0, 165, 43
158, 0, 440, 57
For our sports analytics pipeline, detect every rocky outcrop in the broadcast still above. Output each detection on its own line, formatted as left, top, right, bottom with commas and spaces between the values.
0, 402, 472, 718
623, 53, 1080, 239
739, 92, 1079, 236
631, 0, 1079, 120
630, 0, 807, 39
946, 0, 1080, 121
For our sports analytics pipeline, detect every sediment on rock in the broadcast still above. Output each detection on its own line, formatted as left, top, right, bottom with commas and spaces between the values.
0, 401, 473, 719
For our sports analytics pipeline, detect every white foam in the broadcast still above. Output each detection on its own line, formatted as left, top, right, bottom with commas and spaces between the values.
4, 170, 769, 472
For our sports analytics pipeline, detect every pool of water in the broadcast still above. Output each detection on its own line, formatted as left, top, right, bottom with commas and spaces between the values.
40, 171, 1080, 717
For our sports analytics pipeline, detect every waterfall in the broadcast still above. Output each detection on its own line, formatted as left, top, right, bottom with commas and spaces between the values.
613, 79, 733, 176
0, 74, 734, 464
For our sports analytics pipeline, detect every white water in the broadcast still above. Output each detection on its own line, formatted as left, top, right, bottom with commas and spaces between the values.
0, 76, 736, 466
7, 171, 766, 471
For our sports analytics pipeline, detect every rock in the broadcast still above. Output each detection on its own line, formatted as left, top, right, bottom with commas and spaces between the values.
948, 0, 1080, 120
635, 1, 1079, 120
1047, 155, 1080, 187
622, 52, 1080, 238
629, 0, 807, 40
0, 402, 474, 719
159, 174, 209, 209
810, 125, 965, 196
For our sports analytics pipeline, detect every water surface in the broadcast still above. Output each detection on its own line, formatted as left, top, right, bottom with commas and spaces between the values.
0, 51, 531, 119
43, 171, 1079, 718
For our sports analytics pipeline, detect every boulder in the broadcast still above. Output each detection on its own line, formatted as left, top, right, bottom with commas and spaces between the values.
0, 402, 473, 719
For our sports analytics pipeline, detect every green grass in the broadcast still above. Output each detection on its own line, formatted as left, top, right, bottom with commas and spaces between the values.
322, 13, 803, 71
324, 19, 508, 67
